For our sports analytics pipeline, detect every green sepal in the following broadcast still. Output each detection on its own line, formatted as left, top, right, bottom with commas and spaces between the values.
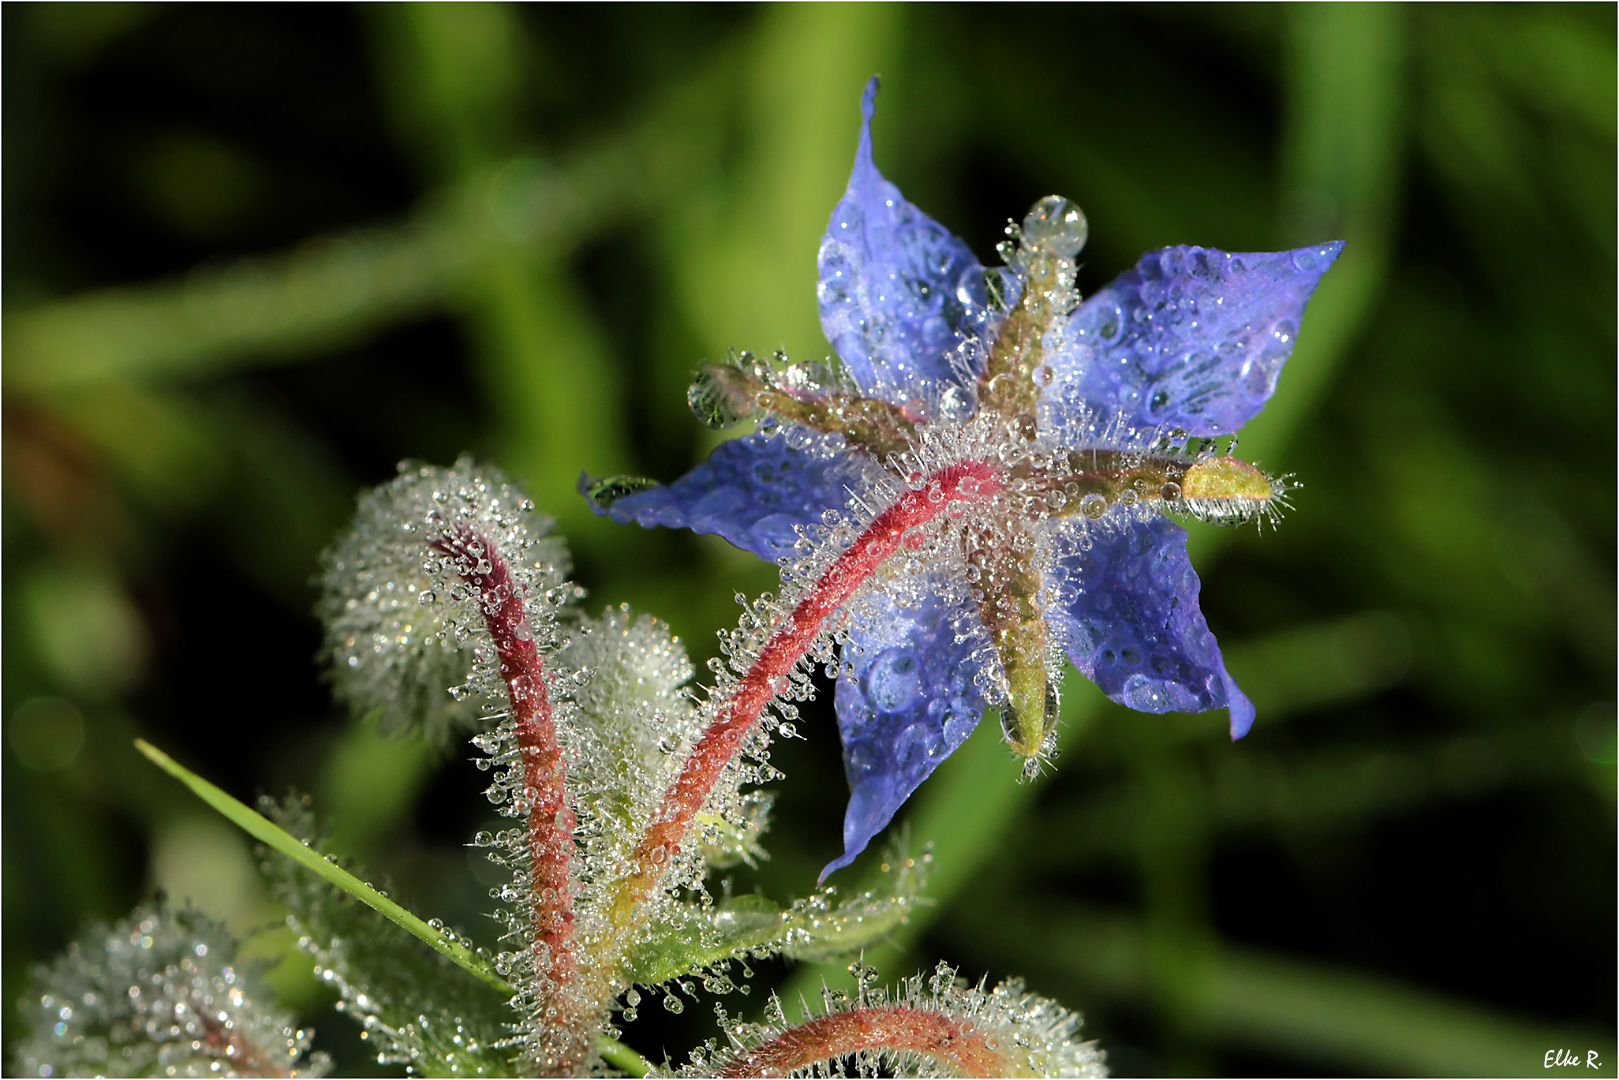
597, 1036, 653, 1078
583, 474, 659, 509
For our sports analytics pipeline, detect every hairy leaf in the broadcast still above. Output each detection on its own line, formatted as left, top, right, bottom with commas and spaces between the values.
625, 846, 930, 987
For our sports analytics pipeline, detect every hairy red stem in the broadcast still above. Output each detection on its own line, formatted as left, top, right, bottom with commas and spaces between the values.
201, 1015, 285, 1077
433, 529, 578, 992
717, 1006, 1011, 1078
610, 460, 1003, 925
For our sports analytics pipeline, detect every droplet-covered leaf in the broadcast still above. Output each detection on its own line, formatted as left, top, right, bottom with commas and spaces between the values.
264, 795, 516, 1078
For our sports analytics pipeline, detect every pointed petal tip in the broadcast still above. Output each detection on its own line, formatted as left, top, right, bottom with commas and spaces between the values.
851, 77, 880, 178
823, 785, 892, 884
1292, 239, 1347, 277
818, 849, 858, 884
1226, 676, 1255, 739
825, 76, 989, 399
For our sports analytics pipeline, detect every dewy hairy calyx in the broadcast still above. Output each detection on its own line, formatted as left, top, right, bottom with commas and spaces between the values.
304, 456, 1104, 1077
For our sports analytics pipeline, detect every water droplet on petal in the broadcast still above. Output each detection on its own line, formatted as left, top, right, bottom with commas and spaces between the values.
687, 366, 759, 429
865, 649, 922, 712
937, 383, 974, 421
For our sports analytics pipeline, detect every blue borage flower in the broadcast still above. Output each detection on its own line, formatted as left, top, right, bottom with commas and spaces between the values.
587, 78, 1341, 876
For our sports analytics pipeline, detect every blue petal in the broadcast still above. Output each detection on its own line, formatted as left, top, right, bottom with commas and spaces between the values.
1043, 243, 1344, 441
818, 77, 991, 408
1046, 517, 1254, 739
587, 431, 880, 563
824, 577, 991, 879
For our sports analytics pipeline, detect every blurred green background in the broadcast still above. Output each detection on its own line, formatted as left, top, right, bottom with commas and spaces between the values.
3, 3, 1613, 1076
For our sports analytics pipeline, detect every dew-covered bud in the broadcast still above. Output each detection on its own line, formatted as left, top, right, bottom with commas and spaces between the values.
14, 904, 328, 1078
316, 456, 572, 740
673, 961, 1104, 1078
550, 604, 748, 863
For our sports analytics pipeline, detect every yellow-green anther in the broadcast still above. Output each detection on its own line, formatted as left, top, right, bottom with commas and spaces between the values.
966, 524, 1056, 759
1010, 449, 1282, 524
1178, 455, 1285, 525
1182, 456, 1275, 501
997, 617, 1056, 758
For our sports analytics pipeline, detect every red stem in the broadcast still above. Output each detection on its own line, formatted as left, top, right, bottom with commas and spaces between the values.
432, 529, 578, 991
610, 460, 1002, 925
201, 1015, 285, 1076
716, 1006, 1010, 1078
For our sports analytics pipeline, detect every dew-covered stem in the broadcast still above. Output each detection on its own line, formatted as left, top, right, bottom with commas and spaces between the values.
202, 1018, 287, 1078
431, 529, 580, 1013
715, 1007, 1013, 1078
609, 461, 1004, 928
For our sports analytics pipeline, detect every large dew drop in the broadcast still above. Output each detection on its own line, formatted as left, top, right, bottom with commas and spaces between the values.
865, 649, 923, 712
1021, 195, 1089, 259
687, 366, 759, 429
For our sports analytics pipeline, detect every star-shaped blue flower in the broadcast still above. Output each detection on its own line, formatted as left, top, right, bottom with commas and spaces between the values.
587, 78, 1341, 876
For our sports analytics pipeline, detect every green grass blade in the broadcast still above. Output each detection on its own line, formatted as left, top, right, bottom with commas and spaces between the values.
134, 738, 514, 996
597, 1036, 652, 1077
